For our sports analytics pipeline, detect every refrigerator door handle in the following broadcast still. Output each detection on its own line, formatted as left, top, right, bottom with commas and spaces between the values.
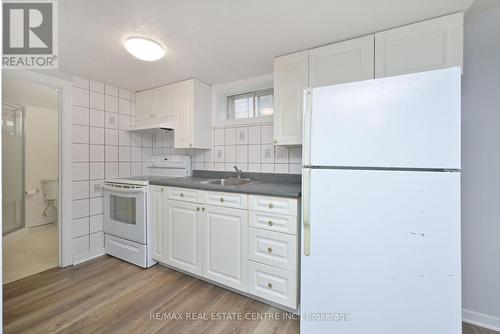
303, 168, 311, 256
302, 88, 313, 166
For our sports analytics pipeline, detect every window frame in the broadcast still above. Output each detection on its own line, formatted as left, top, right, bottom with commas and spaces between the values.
226, 88, 274, 121
212, 74, 274, 127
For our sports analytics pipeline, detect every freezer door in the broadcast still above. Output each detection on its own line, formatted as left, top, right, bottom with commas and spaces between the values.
308, 67, 461, 169
301, 169, 461, 334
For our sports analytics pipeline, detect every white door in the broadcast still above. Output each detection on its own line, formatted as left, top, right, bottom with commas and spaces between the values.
307, 67, 461, 169
203, 205, 248, 292
165, 199, 202, 275
375, 12, 463, 78
309, 35, 374, 88
174, 80, 194, 148
135, 89, 157, 122
150, 186, 166, 262
273, 50, 308, 146
301, 168, 461, 334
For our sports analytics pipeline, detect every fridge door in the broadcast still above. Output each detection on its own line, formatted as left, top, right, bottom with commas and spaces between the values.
307, 67, 461, 169
301, 168, 461, 334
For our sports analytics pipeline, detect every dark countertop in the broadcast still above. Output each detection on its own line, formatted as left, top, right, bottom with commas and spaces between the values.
148, 170, 302, 198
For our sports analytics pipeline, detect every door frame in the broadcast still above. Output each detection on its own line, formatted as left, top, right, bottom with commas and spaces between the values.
3, 70, 73, 267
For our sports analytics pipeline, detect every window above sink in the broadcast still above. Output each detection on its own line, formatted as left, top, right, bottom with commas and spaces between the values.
212, 73, 273, 127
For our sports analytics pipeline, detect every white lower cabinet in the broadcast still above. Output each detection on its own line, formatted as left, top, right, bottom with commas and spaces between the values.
152, 186, 299, 310
203, 205, 248, 291
248, 261, 297, 309
150, 186, 166, 263
165, 200, 203, 276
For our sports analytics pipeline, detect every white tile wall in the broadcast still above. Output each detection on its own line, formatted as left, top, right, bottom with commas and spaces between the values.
180, 124, 302, 173
71, 75, 138, 263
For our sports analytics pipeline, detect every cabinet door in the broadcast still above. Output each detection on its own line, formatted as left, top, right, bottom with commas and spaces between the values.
165, 199, 203, 275
203, 205, 248, 292
157, 85, 177, 118
174, 80, 194, 148
273, 50, 308, 146
309, 35, 374, 87
135, 89, 157, 122
150, 186, 166, 262
375, 12, 463, 78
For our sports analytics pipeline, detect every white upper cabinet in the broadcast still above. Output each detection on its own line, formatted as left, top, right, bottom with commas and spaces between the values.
309, 35, 375, 88
156, 84, 178, 119
174, 79, 212, 149
375, 12, 463, 78
134, 79, 211, 149
273, 50, 309, 146
135, 89, 157, 123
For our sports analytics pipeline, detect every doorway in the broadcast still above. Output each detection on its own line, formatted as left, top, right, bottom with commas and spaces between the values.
2, 76, 60, 284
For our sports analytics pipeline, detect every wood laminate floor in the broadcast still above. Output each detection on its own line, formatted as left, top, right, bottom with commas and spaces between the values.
3, 255, 498, 334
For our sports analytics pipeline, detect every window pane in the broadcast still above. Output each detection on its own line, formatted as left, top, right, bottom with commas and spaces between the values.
227, 92, 254, 119
110, 195, 136, 225
256, 89, 274, 117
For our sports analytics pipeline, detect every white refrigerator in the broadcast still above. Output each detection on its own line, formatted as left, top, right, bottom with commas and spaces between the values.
301, 67, 462, 334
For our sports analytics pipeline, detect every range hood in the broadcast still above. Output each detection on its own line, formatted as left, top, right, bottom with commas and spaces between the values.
127, 117, 176, 131
128, 122, 175, 131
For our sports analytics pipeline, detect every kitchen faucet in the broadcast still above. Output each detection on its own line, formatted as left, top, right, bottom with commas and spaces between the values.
233, 165, 243, 179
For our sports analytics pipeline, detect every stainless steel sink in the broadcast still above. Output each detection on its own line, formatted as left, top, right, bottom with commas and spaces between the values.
201, 178, 253, 187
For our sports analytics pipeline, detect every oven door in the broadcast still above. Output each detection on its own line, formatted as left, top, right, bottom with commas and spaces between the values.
102, 184, 147, 244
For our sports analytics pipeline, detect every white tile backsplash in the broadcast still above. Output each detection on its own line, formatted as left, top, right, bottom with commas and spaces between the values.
89, 109, 104, 127
214, 128, 225, 145
90, 81, 105, 93
225, 127, 236, 145
104, 112, 118, 129
72, 105, 89, 126
104, 95, 118, 113
72, 87, 89, 107
72, 125, 89, 144
261, 124, 274, 144
90, 127, 105, 145
90, 145, 105, 162
90, 91, 105, 110
236, 127, 248, 145
90, 215, 103, 233
261, 144, 274, 164
72, 76, 139, 263
119, 98, 131, 115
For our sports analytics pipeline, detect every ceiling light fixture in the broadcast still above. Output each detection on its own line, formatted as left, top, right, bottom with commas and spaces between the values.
124, 36, 165, 61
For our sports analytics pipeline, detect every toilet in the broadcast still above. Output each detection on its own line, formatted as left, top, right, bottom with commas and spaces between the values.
41, 177, 58, 224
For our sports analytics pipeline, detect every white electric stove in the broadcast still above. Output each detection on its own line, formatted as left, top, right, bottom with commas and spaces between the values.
103, 155, 191, 268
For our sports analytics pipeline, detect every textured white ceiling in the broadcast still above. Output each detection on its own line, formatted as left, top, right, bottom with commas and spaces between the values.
59, 0, 474, 91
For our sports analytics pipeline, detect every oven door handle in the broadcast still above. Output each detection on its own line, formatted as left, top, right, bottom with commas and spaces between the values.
101, 185, 146, 194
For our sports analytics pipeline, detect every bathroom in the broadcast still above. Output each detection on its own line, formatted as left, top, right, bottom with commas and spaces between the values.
2, 75, 60, 284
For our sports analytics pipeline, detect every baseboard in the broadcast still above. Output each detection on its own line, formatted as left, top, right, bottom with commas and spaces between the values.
72, 249, 105, 265
463, 309, 500, 332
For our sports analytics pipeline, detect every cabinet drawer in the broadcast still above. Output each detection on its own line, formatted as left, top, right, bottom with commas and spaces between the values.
249, 211, 297, 235
249, 228, 297, 271
167, 187, 199, 202
248, 261, 297, 309
203, 191, 248, 209
249, 195, 297, 215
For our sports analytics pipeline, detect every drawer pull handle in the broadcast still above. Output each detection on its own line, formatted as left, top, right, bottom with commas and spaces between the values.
196, 207, 200, 211
180, 193, 184, 197
268, 203, 273, 209
220, 197, 224, 203
268, 282, 273, 289
267, 247, 273, 253
268, 220, 273, 226
202, 207, 205, 211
